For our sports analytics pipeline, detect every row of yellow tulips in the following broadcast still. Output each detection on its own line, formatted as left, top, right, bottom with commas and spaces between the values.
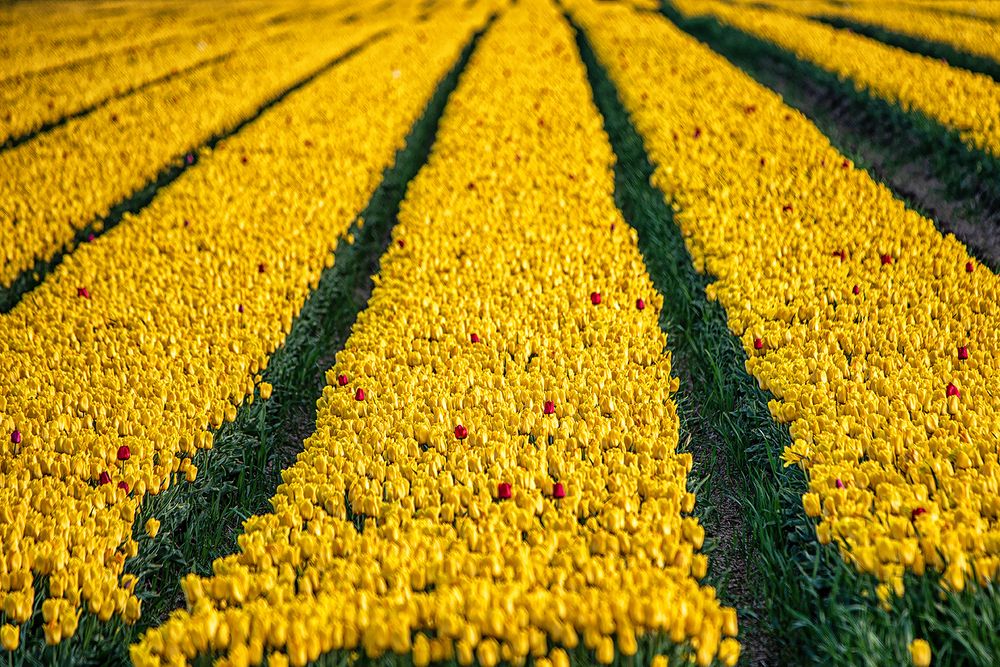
753, 0, 1000, 69
672, 0, 1000, 160
133, 1, 737, 665
0, 2, 493, 649
570, 0, 1000, 663
1, 3, 300, 145
0, 0, 280, 82
0, 3, 392, 289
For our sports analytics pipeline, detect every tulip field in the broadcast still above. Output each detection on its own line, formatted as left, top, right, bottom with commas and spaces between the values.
2, 0, 1000, 665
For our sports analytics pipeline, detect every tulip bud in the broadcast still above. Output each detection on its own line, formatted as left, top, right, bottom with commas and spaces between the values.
753, 338, 763, 350
99, 471, 112, 485
552, 482, 565, 499
497, 483, 512, 500
470, 334, 480, 343
355, 388, 366, 401
10, 430, 21, 445
946, 383, 960, 398
77, 287, 90, 299
338, 374, 349, 386
590, 292, 601, 305
455, 424, 468, 440
543, 401, 555, 415
958, 346, 969, 360
117, 445, 131, 462
636, 298, 645, 311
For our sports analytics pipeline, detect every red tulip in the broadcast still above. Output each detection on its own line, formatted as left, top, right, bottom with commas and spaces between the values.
258, 263, 266, 273
636, 298, 645, 311
852, 285, 860, 295
841, 159, 850, 169
497, 483, 512, 500
782, 204, 793, 213
118, 481, 130, 492
77, 287, 90, 299
835, 479, 844, 489
117, 445, 131, 461
87, 233, 95, 242
543, 400, 555, 415
753, 337, 763, 350
397, 239, 405, 248
237, 304, 244, 313
881, 254, 892, 265
338, 374, 349, 386
354, 388, 366, 401
833, 250, 845, 261
241, 155, 249, 164
966, 261, 974, 273
590, 292, 601, 305
911, 507, 926, 520
470, 333, 480, 343
946, 383, 960, 398
693, 127, 701, 139
454, 424, 468, 440
958, 346, 969, 360
552, 482, 566, 499
185, 153, 195, 165
183, 219, 190, 227
10, 429, 21, 445
99, 471, 112, 485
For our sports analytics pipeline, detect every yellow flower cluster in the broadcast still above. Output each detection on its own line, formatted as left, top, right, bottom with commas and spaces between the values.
0, 1, 225, 81
0, 6, 392, 289
134, 1, 738, 666
672, 0, 1000, 160
0, 6, 295, 145
571, 0, 1000, 598
0, 5, 490, 645
753, 0, 1000, 69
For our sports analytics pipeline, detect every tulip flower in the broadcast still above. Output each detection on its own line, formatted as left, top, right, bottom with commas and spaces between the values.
497, 483, 512, 499
544, 400, 555, 415
118, 481, 130, 492
185, 153, 195, 165
355, 388, 366, 401
636, 298, 645, 311
470, 333, 480, 343
881, 254, 892, 265
99, 472, 112, 485
946, 383, 960, 397
835, 479, 844, 489
338, 374, 349, 386
753, 337, 763, 350
117, 445, 131, 462
10, 429, 21, 445
966, 261, 974, 273
590, 292, 601, 305
77, 287, 90, 298
958, 346, 969, 360
552, 482, 566, 499
455, 424, 468, 440
397, 239, 405, 248
911, 507, 927, 520
782, 204, 792, 212
258, 263, 266, 273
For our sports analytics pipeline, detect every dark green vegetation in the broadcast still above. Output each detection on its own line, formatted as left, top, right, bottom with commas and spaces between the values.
10, 24, 473, 667
0, 33, 387, 315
